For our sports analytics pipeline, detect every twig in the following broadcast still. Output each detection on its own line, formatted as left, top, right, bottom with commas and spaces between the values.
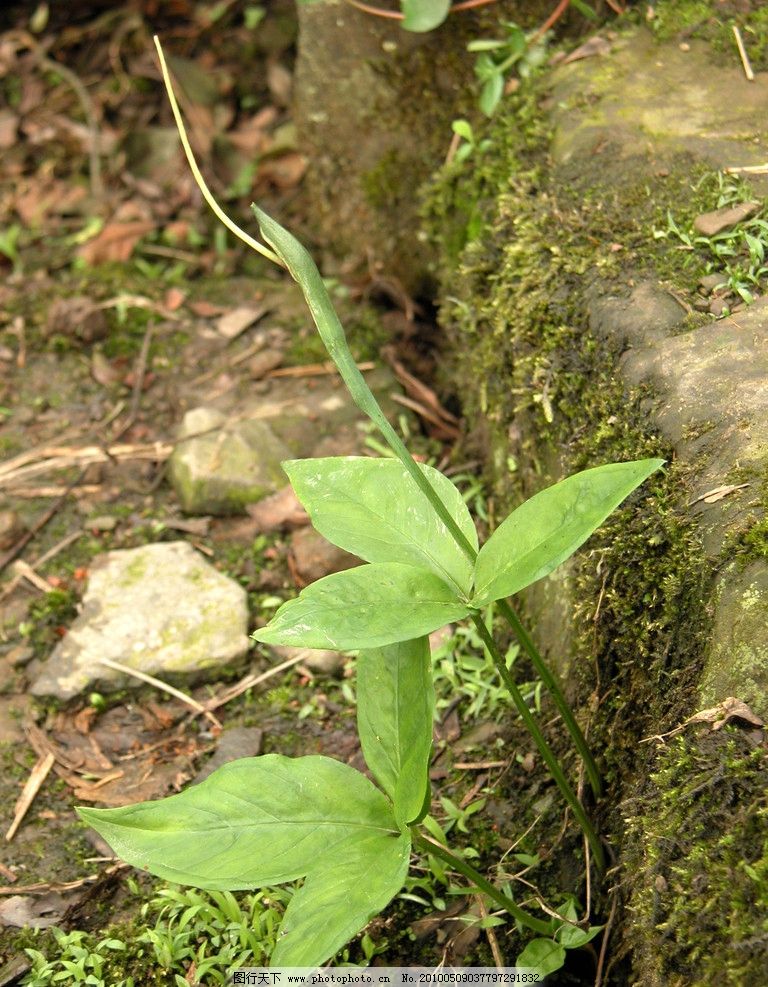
0, 865, 125, 896
594, 890, 618, 987
119, 323, 155, 439
0, 442, 172, 488
733, 25, 755, 82
267, 360, 375, 379
5, 752, 56, 841
724, 162, 768, 175
97, 294, 181, 322
477, 895, 505, 969
342, 0, 499, 19
10, 559, 55, 593
0, 468, 87, 576
6, 30, 102, 198
391, 393, 461, 438
202, 652, 309, 712
454, 760, 506, 770
0, 529, 83, 602
95, 657, 222, 730
7, 484, 102, 498
535, 0, 570, 40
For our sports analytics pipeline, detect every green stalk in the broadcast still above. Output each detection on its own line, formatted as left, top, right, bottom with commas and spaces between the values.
255, 205, 605, 818
253, 207, 478, 566
497, 598, 602, 799
412, 832, 553, 936
469, 613, 605, 872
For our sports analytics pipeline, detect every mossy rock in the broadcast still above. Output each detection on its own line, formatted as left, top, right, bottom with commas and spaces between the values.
422, 17, 768, 984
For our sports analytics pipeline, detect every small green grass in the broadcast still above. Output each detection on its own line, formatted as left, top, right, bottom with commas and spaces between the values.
654, 173, 768, 308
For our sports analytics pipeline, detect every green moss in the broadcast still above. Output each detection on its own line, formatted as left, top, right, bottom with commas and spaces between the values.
23, 588, 78, 659
641, 0, 768, 72
624, 730, 768, 984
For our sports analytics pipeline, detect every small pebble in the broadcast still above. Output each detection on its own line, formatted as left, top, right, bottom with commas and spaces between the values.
88, 515, 118, 532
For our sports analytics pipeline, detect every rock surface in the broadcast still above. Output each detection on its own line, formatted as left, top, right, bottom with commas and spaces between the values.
170, 367, 402, 516
30, 542, 249, 699
168, 406, 291, 515
423, 21, 768, 985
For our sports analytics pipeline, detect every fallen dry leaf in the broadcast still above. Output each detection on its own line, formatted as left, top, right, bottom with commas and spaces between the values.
690, 483, 750, 506
0, 110, 18, 149
78, 221, 155, 265
562, 35, 612, 65
642, 696, 764, 743
693, 201, 762, 237
91, 350, 122, 388
216, 304, 269, 339
689, 696, 764, 731
190, 299, 225, 318
47, 296, 108, 344
164, 287, 187, 312
256, 152, 307, 191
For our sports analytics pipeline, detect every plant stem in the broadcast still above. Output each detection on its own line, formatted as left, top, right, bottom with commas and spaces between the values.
412, 832, 553, 936
469, 613, 605, 871
254, 206, 478, 566
496, 598, 602, 799
262, 221, 605, 804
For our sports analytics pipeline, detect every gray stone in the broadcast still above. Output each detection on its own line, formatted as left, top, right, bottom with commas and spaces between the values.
551, 33, 768, 178
168, 406, 291, 515
30, 541, 249, 700
194, 726, 264, 784
86, 515, 117, 532
272, 645, 346, 677
698, 273, 728, 295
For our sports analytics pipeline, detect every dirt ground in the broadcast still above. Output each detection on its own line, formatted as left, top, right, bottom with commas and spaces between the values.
0, 3, 533, 980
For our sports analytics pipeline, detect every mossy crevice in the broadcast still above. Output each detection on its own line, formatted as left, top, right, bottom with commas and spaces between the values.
421, 27, 767, 981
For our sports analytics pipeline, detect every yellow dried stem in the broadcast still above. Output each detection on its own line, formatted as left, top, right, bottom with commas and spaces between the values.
152, 35, 282, 267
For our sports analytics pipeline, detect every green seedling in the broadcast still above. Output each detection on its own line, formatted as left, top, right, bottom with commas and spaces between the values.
450, 119, 493, 164
469, 23, 549, 116
654, 174, 768, 305
77, 39, 665, 971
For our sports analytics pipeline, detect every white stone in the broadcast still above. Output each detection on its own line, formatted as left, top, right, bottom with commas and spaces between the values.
30, 542, 249, 699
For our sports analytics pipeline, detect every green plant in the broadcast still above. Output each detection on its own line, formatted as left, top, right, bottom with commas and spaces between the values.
654, 174, 768, 305
24, 930, 128, 987
450, 119, 493, 164
21, 884, 291, 986
0, 223, 22, 269
469, 23, 549, 116
77, 40, 664, 972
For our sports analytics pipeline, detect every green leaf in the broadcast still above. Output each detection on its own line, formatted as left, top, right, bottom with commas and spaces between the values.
516, 938, 567, 976
479, 72, 504, 117
357, 637, 434, 827
284, 457, 478, 594
253, 562, 468, 650
467, 39, 505, 52
471, 459, 665, 607
451, 119, 474, 142
401, 0, 450, 33
78, 754, 410, 967
556, 922, 604, 949
273, 844, 407, 965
